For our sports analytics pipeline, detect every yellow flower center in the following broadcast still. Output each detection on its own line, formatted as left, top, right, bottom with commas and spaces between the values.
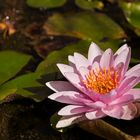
83, 68, 118, 94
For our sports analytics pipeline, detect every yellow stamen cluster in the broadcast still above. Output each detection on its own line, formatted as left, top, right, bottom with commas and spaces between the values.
83, 68, 118, 94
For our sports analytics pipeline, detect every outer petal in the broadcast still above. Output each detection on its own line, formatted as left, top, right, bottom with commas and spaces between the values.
125, 64, 140, 77
102, 105, 124, 119
120, 103, 137, 120
118, 77, 140, 95
74, 52, 90, 70
46, 81, 78, 92
100, 48, 113, 69
57, 64, 74, 76
88, 42, 103, 64
48, 91, 82, 105
48, 91, 92, 105
125, 68, 140, 78
110, 94, 133, 106
124, 89, 140, 101
64, 72, 81, 87
58, 105, 92, 116
79, 66, 89, 79
56, 115, 86, 128
85, 110, 106, 120
84, 101, 105, 109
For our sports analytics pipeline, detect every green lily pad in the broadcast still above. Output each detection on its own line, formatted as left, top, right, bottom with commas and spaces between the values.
0, 51, 31, 85
0, 72, 43, 101
75, 0, 104, 10
119, 1, 140, 35
0, 51, 44, 101
43, 11, 125, 41
26, 0, 66, 8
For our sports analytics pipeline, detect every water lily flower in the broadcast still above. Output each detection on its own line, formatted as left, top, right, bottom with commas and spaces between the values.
46, 42, 140, 128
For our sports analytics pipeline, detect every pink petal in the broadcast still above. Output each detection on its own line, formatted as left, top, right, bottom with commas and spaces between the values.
98, 89, 117, 103
48, 91, 83, 105
102, 105, 123, 119
58, 105, 91, 116
64, 72, 81, 86
121, 103, 137, 120
124, 89, 140, 101
56, 115, 86, 128
85, 110, 106, 120
79, 66, 89, 79
118, 77, 140, 95
88, 42, 103, 64
91, 61, 100, 74
114, 44, 128, 57
48, 90, 92, 105
110, 94, 133, 106
125, 67, 140, 78
57, 64, 74, 76
100, 48, 113, 69
46, 81, 78, 92
114, 62, 124, 82
74, 52, 90, 70
114, 45, 131, 74
125, 64, 140, 77
68, 55, 75, 64
84, 101, 105, 109
64, 72, 98, 101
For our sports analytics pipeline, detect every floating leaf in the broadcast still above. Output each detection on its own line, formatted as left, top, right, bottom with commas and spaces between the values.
0, 51, 31, 85
75, 0, 104, 10
0, 51, 44, 101
119, 1, 140, 35
0, 72, 43, 101
26, 0, 66, 8
43, 11, 125, 41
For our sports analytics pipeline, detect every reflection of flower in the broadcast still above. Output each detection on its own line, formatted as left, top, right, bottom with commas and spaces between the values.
47, 42, 140, 128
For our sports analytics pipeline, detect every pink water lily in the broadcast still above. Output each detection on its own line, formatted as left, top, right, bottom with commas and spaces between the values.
46, 42, 140, 128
